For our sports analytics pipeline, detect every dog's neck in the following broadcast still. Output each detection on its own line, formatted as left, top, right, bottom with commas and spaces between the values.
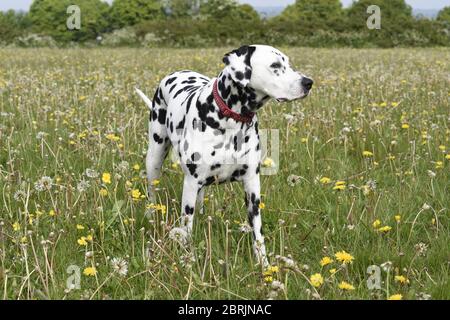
216, 70, 269, 117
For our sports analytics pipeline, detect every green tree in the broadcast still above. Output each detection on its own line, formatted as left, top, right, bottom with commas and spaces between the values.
275, 0, 345, 34
110, 0, 164, 28
437, 6, 450, 23
0, 10, 31, 43
163, 0, 202, 18
29, 0, 110, 42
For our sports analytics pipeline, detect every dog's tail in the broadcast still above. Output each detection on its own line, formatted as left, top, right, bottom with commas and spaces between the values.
135, 88, 153, 109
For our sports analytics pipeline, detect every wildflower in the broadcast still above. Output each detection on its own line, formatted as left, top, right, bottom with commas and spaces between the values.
34, 176, 53, 192
48, 209, 56, 217
99, 188, 108, 197
395, 215, 401, 223
338, 281, 355, 291
287, 174, 301, 186
379, 102, 387, 107
271, 280, 285, 291
85, 168, 99, 179
401, 123, 410, 129
77, 180, 90, 192
301, 137, 308, 143
319, 177, 331, 184
105, 133, 120, 142
171, 161, 180, 169
378, 226, 392, 233
111, 257, 128, 277
439, 145, 446, 152
264, 276, 273, 283
373, 219, 381, 228
391, 102, 399, 107
446, 154, 450, 160
394, 275, 409, 284
102, 172, 111, 184
76, 224, 85, 230
259, 202, 266, 210
310, 273, 324, 288
133, 164, 140, 171
333, 181, 346, 191
239, 223, 252, 233
86, 234, 93, 242
13, 221, 20, 232
151, 179, 160, 186
319, 256, 333, 267
435, 161, 443, 169
329, 268, 337, 275
362, 150, 373, 157
83, 267, 97, 276
131, 189, 142, 200
262, 158, 274, 168
168, 227, 188, 245
380, 261, 393, 272
77, 237, 88, 246
335, 250, 354, 264
388, 294, 402, 300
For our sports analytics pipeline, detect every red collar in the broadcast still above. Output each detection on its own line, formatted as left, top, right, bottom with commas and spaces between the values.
213, 79, 254, 124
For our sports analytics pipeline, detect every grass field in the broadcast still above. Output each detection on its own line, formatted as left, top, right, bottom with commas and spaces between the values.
0, 47, 449, 300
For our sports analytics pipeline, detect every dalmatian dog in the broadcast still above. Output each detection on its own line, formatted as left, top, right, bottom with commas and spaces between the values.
136, 45, 313, 266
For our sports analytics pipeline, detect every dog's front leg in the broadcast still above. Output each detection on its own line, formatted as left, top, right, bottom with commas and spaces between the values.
244, 174, 269, 267
181, 176, 199, 236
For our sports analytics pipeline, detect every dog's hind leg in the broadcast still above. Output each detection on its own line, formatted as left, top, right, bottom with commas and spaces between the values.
136, 87, 171, 203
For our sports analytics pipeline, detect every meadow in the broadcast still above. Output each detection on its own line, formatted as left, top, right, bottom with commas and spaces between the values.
0, 47, 449, 300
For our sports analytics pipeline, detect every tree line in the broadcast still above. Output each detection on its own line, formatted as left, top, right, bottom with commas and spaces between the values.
1, 0, 449, 47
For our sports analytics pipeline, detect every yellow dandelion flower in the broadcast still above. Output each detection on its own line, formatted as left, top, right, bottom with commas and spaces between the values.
335, 250, 354, 264
439, 145, 446, 151
373, 219, 381, 228
133, 164, 140, 170
320, 256, 333, 267
435, 161, 443, 169
49, 209, 56, 217
264, 276, 273, 283
310, 273, 324, 288
394, 275, 409, 284
379, 102, 387, 107
86, 234, 93, 242
395, 215, 401, 223
76, 224, 85, 230
301, 138, 308, 143
329, 268, 337, 275
338, 281, 355, 291
378, 226, 392, 233
102, 172, 111, 184
99, 188, 108, 197
151, 179, 160, 186
401, 123, 410, 129
446, 154, 450, 160
391, 102, 399, 107
83, 267, 97, 276
362, 150, 374, 157
388, 294, 403, 300
13, 221, 20, 232
77, 237, 87, 246
131, 189, 142, 200
320, 177, 331, 184
259, 202, 266, 210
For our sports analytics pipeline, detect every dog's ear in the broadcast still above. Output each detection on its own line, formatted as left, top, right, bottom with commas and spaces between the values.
223, 45, 256, 87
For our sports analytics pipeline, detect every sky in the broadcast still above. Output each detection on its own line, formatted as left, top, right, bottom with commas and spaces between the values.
0, 0, 448, 12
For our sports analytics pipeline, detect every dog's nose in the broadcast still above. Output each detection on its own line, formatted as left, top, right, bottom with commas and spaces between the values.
301, 77, 314, 90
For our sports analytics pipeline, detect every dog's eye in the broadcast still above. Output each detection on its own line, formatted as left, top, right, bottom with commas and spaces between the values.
270, 62, 282, 69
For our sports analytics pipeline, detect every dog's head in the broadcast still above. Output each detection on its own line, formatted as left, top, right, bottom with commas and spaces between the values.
223, 44, 313, 102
